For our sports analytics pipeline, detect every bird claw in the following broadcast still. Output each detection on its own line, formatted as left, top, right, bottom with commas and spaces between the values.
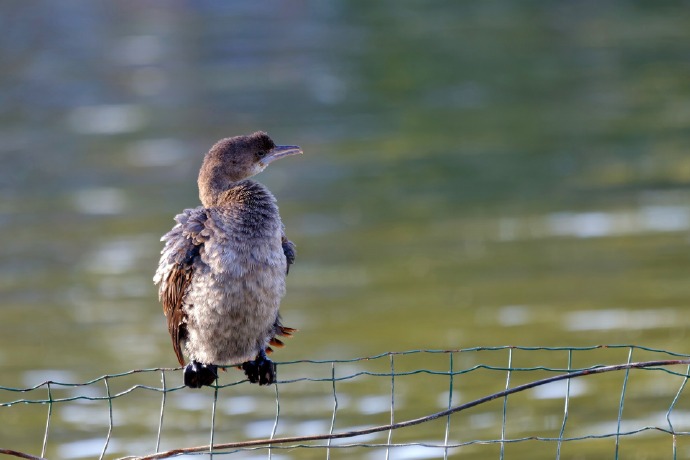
183, 361, 218, 388
242, 353, 276, 385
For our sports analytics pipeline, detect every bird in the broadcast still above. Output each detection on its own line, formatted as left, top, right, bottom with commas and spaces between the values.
154, 131, 301, 388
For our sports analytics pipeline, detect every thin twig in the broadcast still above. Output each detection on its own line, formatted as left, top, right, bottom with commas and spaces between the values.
0, 450, 47, 460
128, 358, 690, 460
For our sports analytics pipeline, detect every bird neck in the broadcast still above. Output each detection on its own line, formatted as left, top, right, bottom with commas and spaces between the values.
198, 168, 246, 207
199, 176, 228, 208
199, 179, 271, 209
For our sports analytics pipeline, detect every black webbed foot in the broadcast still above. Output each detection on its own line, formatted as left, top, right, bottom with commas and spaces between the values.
183, 361, 218, 388
241, 351, 276, 385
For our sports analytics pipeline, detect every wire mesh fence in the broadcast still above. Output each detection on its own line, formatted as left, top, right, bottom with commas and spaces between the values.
2, 345, 690, 459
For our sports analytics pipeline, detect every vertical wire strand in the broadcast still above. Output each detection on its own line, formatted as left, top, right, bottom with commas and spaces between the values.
326, 362, 338, 460
269, 378, 281, 460
665, 363, 690, 460
556, 349, 573, 459
443, 352, 454, 460
156, 369, 167, 453
614, 347, 634, 459
100, 377, 113, 460
500, 348, 513, 460
41, 382, 53, 458
209, 380, 219, 459
385, 353, 395, 460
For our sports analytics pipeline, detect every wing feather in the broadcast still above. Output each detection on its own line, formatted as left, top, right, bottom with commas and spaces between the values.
281, 234, 296, 275
162, 257, 195, 366
154, 208, 208, 366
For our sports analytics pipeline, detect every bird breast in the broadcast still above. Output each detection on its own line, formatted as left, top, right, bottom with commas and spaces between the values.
182, 199, 287, 364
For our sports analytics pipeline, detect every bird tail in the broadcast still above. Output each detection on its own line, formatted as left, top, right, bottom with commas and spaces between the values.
266, 325, 297, 354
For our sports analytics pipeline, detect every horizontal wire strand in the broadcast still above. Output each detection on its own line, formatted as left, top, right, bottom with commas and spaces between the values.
3, 347, 690, 460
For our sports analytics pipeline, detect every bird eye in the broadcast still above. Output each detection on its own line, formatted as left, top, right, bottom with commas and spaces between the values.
257, 151, 267, 158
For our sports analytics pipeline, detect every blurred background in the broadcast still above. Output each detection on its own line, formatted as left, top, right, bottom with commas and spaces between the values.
2, 1, 690, 458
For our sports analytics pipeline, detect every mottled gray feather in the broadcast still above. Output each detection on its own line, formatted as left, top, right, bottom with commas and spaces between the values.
154, 180, 294, 366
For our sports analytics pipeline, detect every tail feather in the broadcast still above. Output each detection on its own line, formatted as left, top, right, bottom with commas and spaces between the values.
277, 326, 297, 337
269, 337, 285, 348
261, 324, 297, 358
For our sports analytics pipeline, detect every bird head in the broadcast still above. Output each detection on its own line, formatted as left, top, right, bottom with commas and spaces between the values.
198, 131, 302, 206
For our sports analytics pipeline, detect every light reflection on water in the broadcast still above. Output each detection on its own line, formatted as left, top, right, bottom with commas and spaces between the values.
356, 394, 393, 415
497, 205, 690, 242
664, 410, 690, 431
82, 236, 151, 275
219, 395, 258, 415
71, 187, 128, 215
565, 309, 681, 331
58, 438, 115, 459
365, 444, 460, 460
59, 403, 109, 426
67, 104, 148, 135
126, 138, 188, 168
22, 369, 77, 387
531, 378, 588, 400
497, 305, 531, 326
545, 206, 690, 239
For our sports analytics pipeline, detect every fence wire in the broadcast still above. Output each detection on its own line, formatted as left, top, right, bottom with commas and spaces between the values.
2, 345, 690, 459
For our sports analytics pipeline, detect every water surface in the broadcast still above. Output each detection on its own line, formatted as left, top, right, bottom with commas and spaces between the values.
2, 1, 690, 458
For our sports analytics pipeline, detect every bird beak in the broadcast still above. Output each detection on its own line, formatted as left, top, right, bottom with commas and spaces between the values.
263, 145, 303, 165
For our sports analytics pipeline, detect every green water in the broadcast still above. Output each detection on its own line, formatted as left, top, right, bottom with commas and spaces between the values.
2, 1, 690, 458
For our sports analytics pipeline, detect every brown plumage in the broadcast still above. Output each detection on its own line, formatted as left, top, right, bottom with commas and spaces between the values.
163, 264, 193, 366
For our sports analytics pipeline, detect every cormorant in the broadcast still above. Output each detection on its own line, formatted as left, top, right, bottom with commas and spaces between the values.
154, 131, 301, 388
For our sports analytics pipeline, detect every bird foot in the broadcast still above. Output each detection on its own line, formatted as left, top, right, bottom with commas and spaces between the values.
183, 361, 218, 388
241, 353, 276, 385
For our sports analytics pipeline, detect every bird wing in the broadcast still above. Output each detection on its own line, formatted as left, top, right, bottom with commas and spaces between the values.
262, 229, 297, 354
154, 207, 210, 366
281, 232, 296, 275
